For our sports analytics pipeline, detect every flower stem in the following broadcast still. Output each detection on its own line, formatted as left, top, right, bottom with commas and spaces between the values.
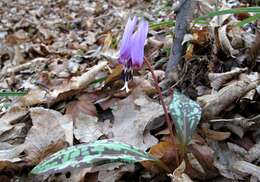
144, 57, 179, 166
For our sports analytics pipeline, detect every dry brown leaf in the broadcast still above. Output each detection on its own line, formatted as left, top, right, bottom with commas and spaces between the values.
184, 43, 194, 61
142, 141, 178, 172
1, 57, 48, 77
210, 6, 232, 27
229, 26, 243, 49
74, 112, 103, 143
191, 28, 210, 45
23, 107, 73, 164
202, 125, 231, 141
0, 143, 23, 163
208, 67, 248, 90
14, 61, 107, 107
13, 89, 48, 107
168, 160, 193, 182
110, 91, 162, 150
66, 94, 98, 120
248, 30, 260, 67
105, 64, 123, 85
218, 25, 239, 57
188, 143, 218, 179
0, 107, 28, 144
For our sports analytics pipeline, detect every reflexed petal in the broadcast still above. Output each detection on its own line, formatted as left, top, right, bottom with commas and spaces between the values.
119, 16, 137, 64
130, 19, 148, 68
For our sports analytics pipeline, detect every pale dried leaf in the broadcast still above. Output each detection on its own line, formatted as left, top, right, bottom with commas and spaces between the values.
111, 92, 162, 150
23, 107, 73, 164
74, 112, 103, 143
218, 25, 239, 57
208, 67, 247, 90
246, 142, 260, 162
232, 161, 260, 181
169, 160, 193, 182
0, 143, 23, 162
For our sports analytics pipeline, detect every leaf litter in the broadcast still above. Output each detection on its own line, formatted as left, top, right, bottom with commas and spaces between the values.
0, 0, 260, 181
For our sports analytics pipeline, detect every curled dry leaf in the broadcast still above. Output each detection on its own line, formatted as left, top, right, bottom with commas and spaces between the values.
168, 160, 193, 182
229, 26, 243, 49
208, 67, 248, 90
188, 143, 218, 179
23, 107, 73, 165
218, 25, 239, 57
202, 124, 231, 141
209, 6, 232, 27
198, 79, 260, 120
111, 91, 162, 150
141, 141, 178, 172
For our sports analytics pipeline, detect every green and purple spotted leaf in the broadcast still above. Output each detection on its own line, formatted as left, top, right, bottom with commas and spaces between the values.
31, 139, 157, 175
169, 91, 202, 147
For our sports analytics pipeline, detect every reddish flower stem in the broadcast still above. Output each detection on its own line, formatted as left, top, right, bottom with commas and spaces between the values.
144, 57, 179, 166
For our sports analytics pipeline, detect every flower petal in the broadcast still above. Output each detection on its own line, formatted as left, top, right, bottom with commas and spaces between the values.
119, 16, 137, 65
130, 19, 148, 69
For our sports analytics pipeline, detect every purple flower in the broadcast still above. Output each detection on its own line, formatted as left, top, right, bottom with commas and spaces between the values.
119, 16, 149, 92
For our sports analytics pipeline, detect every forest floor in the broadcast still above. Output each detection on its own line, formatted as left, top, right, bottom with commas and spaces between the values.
0, 0, 259, 181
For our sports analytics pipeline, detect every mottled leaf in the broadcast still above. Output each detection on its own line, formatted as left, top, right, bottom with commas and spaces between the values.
169, 91, 202, 146
31, 139, 157, 175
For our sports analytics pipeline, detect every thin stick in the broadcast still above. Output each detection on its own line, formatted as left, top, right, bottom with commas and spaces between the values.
144, 57, 179, 166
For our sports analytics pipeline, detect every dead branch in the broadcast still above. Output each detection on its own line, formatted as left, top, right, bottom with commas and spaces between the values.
166, 0, 194, 81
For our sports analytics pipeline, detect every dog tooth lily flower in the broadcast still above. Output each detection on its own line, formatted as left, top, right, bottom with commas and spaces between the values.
119, 16, 149, 92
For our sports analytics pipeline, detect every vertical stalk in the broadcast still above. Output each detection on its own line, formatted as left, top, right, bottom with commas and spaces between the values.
144, 57, 179, 166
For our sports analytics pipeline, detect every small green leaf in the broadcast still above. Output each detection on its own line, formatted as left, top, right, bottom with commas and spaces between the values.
150, 20, 175, 30
197, 7, 260, 21
31, 139, 157, 175
0, 91, 28, 97
169, 91, 202, 147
